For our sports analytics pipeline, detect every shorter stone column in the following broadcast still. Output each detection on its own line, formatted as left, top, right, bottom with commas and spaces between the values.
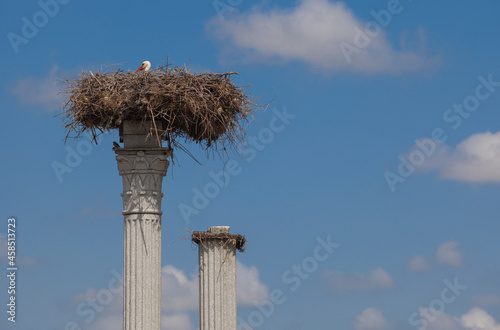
192, 226, 246, 330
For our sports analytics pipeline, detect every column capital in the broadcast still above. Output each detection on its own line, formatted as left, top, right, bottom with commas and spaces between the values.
114, 148, 172, 216
114, 147, 172, 172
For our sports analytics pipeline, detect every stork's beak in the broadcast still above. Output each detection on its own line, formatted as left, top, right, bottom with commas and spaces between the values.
135, 66, 143, 73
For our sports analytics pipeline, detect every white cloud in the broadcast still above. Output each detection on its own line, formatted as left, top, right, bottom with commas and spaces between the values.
82, 265, 198, 330
237, 260, 270, 306
162, 265, 199, 311
436, 241, 462, 267
461, 308, 500, 330
10, 64, 63, 112
207, 0, 438, 74
87, 311, 195, 330
162, 314, 195, 330
353, 307, 392, 330
415, 308, 500, 330
417, 307, 463, 330
422, 132, 500, 183
87, 314, 122, 330
72, 261, 268, 329
162, 260, 269, 310
408, 255, 429, 272
324, 267, 395, 291
74, 286, 123, 330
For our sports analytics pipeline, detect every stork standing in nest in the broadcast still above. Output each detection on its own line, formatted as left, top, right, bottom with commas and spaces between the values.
135, 60, 151, 73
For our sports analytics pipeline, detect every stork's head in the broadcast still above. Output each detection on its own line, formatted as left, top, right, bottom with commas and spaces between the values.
135, 60, 151, 73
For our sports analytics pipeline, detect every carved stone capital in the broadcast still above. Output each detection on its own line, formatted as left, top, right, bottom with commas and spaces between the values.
115, 148, 172, 215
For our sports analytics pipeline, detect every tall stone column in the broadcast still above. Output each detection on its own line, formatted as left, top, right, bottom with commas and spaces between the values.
114, 120, 171, 330
192, 226, 246, 330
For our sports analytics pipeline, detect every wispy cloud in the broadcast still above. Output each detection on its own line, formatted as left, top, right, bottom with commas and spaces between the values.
0, 233, 39, 266
421, 131, 500, 183
408, 255, 429, 272
60, 199, 123, 228
10, 64, 63, 113
161, 314, 194, 330
436, 241, 462, 267
323, 267, 395, 291
472, 294, 500, 307
0, 234, 8, 261
87, 314, 122, 330
353, 308, 392, 330
415, 307, 500, 330
207, 0, 439, 74
72, 261, 268, 329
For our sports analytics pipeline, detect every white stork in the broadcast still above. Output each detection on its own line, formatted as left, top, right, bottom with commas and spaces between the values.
135, 60, 151, 73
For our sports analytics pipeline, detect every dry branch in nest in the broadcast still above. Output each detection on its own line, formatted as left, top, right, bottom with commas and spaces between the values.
59, 63, 263, 156
192, 231, 247, 253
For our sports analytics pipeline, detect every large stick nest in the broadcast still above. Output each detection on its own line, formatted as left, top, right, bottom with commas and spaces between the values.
59, 64, 263, 155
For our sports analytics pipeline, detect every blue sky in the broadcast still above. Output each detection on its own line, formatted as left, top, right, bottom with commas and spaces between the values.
1, 0, 500, 329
